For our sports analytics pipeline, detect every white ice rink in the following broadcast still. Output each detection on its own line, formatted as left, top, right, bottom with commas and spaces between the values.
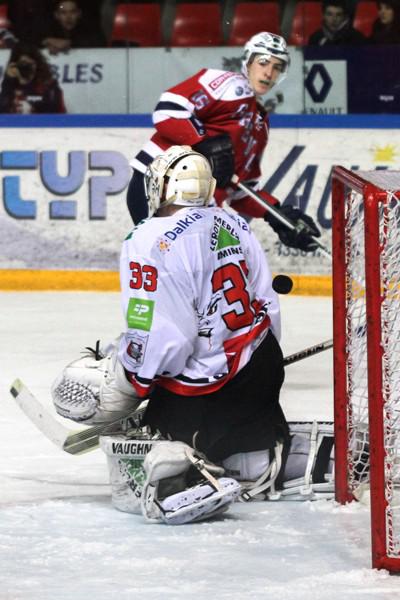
1, 292, 399, 599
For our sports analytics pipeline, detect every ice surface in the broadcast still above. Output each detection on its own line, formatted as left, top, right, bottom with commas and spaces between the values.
1, 292, 399, 599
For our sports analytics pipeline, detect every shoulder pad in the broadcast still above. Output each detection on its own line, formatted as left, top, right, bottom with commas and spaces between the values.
199, 69, 253, 101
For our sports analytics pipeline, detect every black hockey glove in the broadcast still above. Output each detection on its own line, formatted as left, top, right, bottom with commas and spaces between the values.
265, 205, 321, 252
193, 134, 235, 188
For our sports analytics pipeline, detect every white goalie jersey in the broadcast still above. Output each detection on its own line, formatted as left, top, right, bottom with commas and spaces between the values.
118, 206, 280, 398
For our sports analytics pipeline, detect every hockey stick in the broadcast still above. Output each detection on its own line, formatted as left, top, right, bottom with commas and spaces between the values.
9, 338, 333, 456
283, 339, 333, 367
231, 175, 332, 260
9, 379, 145, 455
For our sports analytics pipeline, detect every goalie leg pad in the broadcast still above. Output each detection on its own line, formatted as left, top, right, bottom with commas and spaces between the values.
158, 478, 241, 525
277, 421, 334, 500
100, 430, 162, 514
222, 422, 335, 502
141, 441, 241, 525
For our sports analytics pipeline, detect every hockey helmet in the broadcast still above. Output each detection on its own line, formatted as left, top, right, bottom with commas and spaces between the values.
242, 32, 290, 84
144, 146, 216, 217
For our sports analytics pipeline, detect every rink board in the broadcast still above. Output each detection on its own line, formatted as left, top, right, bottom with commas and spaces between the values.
0, 269, 332, 296
0, 114, 399, 285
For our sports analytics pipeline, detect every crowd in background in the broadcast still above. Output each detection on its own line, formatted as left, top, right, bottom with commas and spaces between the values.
1, 1, 400, 51
5, 0, 107, 51
309, 0, 400, 44
370, 0, 400, 42
0, 1, 107, 113
0, 0, 399, 114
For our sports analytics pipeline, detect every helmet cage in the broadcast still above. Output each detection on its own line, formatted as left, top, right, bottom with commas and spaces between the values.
144, 146, 216, 217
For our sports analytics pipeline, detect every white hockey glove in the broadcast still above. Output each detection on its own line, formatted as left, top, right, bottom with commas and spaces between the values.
52, 339, 142, 424
141, 441, 241, 525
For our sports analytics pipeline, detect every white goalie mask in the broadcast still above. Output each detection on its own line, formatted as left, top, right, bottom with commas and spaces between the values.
241, 32, 290, 85
144, 146, 216, 217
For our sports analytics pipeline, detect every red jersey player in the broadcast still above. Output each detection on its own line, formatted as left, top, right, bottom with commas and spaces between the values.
127, 31, 320, 252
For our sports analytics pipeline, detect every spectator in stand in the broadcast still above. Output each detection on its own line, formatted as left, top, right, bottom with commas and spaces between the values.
41, 0, 107, 55
8, 1, 53, 46
0, 42, 66, 113
369, 0, 400, 43
308, 0, 366, 44
0, 27, 18, 49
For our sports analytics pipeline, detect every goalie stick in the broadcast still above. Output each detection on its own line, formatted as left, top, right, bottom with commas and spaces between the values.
283, 339, 333, 366
9, 339, 333, 456
231, 175, 332, 260
9, 379, 144, 455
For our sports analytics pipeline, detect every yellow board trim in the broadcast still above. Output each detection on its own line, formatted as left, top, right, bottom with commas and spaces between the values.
0, 270, 120, 291
288, 274, 332, 296
0, 269, 332, 296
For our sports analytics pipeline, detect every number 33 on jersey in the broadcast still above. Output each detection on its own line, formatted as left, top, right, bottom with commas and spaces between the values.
118, 206, 281, 398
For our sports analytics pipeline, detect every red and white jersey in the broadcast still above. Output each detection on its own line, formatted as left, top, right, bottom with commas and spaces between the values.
131, 69, 273, 219
118, 206, 280, 398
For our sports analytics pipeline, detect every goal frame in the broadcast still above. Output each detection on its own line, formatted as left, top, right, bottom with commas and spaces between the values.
332, 165, 400, 572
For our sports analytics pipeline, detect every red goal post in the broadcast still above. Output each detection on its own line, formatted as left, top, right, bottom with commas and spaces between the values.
332, 166, 400, 572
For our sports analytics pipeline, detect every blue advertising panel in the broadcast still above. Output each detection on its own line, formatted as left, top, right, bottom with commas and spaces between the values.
304, 45, 400, 114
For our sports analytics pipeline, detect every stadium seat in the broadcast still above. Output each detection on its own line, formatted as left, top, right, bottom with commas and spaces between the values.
170, 3, 224, 46
288, 1, 323, 46
0, 4, 9, 28
353, 1, 378, 37
228, 2, 281, 45
110, 3, 162, 47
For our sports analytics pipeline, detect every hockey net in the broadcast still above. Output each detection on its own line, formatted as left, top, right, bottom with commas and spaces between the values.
332, 166, 400, 572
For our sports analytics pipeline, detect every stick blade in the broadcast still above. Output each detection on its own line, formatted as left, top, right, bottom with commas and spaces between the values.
9, 378, 71, 449
9, 379, 147, 456
62, 405, 148, 455
62, 429, 101, 455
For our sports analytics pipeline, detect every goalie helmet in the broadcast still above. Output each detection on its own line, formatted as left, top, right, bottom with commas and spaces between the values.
241, 32, 290, 85
144, 146, 216, 217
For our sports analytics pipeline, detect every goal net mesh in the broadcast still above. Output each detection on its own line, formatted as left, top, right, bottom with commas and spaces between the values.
340, 170, 400, 560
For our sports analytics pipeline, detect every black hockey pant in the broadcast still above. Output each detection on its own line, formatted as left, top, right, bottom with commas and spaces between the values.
143, 330, 289, 464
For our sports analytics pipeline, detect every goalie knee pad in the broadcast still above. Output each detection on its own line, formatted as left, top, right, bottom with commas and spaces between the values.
223, 450, 271, 482
141, 441, 241, 525
224, 445, 284, 502
100, 427, 163, 514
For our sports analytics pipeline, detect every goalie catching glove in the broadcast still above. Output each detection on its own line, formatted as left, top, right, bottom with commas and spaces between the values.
263, 200, 321, 252
51, 338, 141, 424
